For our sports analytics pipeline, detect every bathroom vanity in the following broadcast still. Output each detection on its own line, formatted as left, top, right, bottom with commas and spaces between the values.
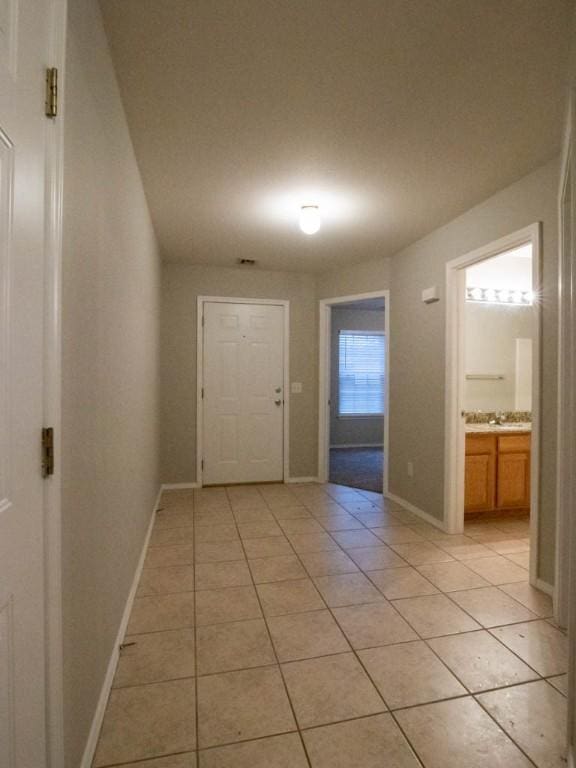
464, 425, 531, 514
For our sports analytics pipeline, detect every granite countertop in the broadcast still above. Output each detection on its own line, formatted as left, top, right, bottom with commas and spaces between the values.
466, 422, 532, 433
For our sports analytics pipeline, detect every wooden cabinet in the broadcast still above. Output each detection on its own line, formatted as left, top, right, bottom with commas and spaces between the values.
497, 434, 531, 509
465, 432, 530, 514
464, 435, 496, 512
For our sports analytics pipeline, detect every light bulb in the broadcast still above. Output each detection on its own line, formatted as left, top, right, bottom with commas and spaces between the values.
497, 289, 509, 303
511, 290, 523, 304
471, 287, 483, 301
485, 288, 496, 303
523, 291, 534, 304
299, 205, 321, 235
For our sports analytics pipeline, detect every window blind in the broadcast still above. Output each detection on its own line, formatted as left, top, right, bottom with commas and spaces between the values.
338, 331, 385, 416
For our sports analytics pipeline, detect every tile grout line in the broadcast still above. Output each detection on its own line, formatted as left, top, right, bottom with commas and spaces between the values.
118, 486, 553, 767
280, 490, 551, 766
472, 692, 540, 767
292, 495, 432, 766
223, 485, 315, 768
190, 491, 200, 765
285, 496, 424, 746
313, 494, 541, 767
242, 491, 546, 762
324, 494, 545, 766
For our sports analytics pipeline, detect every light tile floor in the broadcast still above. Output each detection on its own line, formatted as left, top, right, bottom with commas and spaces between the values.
92, 483, 567, 768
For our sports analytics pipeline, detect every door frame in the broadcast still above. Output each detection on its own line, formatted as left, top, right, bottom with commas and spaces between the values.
557, 84, 576, 767
318, 290, 390, 491
444, 223, 542, 588
44, 0, 67, 765
196, 296, 290, 487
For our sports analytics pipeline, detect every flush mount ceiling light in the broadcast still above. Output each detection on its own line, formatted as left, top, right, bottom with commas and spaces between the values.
299, 205, 321, 235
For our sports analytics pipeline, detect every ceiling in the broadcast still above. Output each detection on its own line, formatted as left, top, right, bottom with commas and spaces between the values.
100, 0, 572, 273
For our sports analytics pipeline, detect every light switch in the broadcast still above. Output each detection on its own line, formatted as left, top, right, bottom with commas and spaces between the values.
291, 382, 303, 394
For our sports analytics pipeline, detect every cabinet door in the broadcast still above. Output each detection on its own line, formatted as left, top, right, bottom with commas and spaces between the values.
465, 453, 496, 512
497, 452, 530, 509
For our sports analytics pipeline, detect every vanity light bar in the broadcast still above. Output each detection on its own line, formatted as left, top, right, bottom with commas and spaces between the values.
466, 287, 533, 305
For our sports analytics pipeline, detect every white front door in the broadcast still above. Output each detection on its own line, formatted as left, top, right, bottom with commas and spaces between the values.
0, 0, 52, 765
202, 301, 285, 485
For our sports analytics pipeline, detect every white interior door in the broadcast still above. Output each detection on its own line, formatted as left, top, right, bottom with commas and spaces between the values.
0, 1, 51, 765
202, 301, 285, 485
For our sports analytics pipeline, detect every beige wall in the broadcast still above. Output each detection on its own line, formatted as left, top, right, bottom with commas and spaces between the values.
61, 1, 161, 764
161, 264, 318, 483
330, 308, 385, 446
314, 158, 559, 585
389, 159, 559, 584
317, 256, 391, 298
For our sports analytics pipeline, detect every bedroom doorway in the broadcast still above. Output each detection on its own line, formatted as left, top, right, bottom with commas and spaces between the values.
318, 291, 390, 493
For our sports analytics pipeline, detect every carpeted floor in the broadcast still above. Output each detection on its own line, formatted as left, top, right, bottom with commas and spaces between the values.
329, 446, 384, 492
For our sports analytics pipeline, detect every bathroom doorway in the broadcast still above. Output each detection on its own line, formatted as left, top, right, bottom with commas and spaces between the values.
445, 224, 542, 589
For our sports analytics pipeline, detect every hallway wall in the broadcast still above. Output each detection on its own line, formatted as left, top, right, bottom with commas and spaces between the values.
316, 158, 560, 586
317, 255, 392, 299
161, 264, 317, 483
61, 0, 161, 764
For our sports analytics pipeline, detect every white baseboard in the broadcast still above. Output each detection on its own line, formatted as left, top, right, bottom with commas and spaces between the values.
79, 487, 161, 768
534, 577, 554, 597
385, 491, 446, 531
285, 476, 319, 484
330, 443, 383, 449
162, 480, 319, 488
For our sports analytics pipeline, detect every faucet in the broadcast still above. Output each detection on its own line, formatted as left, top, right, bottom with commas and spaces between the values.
488, 412, 503, 426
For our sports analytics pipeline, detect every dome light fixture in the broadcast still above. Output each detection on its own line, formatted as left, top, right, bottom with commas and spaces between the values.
299, 205, 321, 235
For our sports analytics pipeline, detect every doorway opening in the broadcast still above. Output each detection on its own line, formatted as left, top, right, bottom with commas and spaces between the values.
445, 224, 541, 588
318, 291, 390, 493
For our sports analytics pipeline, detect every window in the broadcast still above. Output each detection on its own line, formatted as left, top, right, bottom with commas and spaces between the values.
338, 331, 385, 416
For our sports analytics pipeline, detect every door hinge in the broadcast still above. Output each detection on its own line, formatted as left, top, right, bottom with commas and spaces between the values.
42, 427, 55, 477
45, 68, 58, 118
201, 459, 204, 470
201, 387, 204, 399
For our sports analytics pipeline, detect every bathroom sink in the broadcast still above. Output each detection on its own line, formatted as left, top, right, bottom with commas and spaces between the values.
466, 423, 531, 433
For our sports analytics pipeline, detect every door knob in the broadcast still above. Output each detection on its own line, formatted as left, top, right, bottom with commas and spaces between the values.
274, 399, 282, 406
275, 387, 282, 393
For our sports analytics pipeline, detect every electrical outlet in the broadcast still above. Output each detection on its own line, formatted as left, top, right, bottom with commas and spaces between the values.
407, 461, 414, 478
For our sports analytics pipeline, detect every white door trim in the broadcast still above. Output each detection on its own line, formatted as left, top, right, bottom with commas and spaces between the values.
556, 88, 576, 627
196, 296, 290, 487
557, 84, 576, 765
44, 1, 67, 765
318, 290, 390, 491
444, 223, 542, 587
